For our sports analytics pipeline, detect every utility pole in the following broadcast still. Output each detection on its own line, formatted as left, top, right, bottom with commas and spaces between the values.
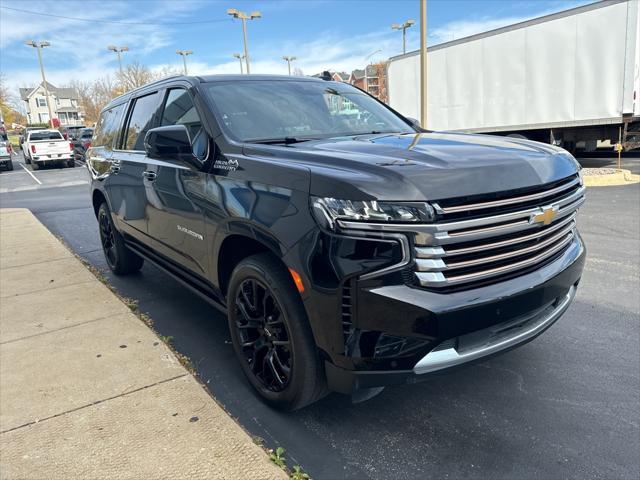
227, 8, 261, 74
107, 45, 129, 76
282, 56, 297, 75
391, 19, 415, 54
233, 53, 245, 74
176, 50, 193, 75
420, 0, 428, 129
25, 40, 55, 128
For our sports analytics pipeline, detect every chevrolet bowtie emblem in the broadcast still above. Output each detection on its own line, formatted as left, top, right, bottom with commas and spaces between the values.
532, 207, 557, 226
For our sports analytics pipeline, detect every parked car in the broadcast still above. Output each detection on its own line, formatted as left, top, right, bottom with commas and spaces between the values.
88, 75, 586, 410
72, 128, 93, 162
23, 129, 74, 169
19, 126, 46, 149
0, 140, 13, 171
59, 125, 86, 140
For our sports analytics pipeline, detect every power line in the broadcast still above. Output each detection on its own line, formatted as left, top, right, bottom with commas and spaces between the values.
0, 6, 231, 25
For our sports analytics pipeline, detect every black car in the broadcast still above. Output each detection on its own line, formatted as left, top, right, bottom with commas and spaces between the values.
59, 124, 86, 140
72, 128, 93, 161
87, 75, 586, 410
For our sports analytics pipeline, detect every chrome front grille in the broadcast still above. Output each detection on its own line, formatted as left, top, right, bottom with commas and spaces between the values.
334, 174, 585, 291
414, 174, 585, 289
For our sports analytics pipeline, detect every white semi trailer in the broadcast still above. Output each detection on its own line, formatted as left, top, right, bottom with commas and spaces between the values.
387, 0, 639, 151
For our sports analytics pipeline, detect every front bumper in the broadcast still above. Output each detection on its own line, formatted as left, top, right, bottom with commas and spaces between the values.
324, 234, 585, 394
0, 156, 11, 164
413, 285, 575, 374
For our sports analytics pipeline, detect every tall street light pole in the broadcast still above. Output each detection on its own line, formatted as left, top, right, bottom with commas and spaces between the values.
391, 19, 415, 54
232, 53, 245, 74
25, 40, 55, 128
107, 45, 129, 76
176, 50, 193, 75
282, 56, 297, 75
227, 8, 261, 74
420, 0, 428, 129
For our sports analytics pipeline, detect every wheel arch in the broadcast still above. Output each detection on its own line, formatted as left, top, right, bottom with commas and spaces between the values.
91, 187, 109, 218
216, 232, 285, 297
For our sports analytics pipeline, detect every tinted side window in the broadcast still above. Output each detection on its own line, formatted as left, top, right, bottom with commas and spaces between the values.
160, 89, 206, 158
160, 89, 202, 138
94, 104, 125, 151
124, 92, 159, 151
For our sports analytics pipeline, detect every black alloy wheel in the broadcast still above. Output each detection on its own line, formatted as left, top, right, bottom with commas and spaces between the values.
227, 253, 328, 410
234, 278, 292, 392
99, 208, 117, 269
97, 202, 143, 275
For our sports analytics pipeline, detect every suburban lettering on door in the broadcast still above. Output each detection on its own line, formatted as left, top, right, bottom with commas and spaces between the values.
177, 224, 203, 240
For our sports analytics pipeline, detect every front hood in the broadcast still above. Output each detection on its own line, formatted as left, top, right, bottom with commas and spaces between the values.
246, 132, 580, 201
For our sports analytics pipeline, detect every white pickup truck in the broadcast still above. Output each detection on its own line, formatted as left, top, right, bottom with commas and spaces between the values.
23, 129, 75, 170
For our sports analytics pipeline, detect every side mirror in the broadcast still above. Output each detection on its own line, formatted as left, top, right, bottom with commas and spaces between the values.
406, 117, 421, 129
144, 125, 197, 165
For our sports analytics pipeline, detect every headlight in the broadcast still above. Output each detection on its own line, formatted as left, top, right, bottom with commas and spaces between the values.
312, 197, 435, 230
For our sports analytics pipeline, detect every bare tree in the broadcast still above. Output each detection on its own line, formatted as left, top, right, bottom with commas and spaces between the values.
116, 61, 154, 91
63, 62, 181, 124
153, 65, 181, 81
65, 76, 118, 124
0, 73, 8, 108
0, 73, 26, 126
67, 80, 97, 124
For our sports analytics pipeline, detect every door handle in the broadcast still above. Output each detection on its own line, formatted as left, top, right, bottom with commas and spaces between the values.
109, 160, 121, 174
142, 170, 157, 181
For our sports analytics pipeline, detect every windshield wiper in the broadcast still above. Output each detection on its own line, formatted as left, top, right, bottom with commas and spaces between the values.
352, 130, 412, 136
248, 137, 316, 145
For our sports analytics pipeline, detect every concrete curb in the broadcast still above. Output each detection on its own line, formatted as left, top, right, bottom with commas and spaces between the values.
583, 169, 640, 187
0, 208, 288, 480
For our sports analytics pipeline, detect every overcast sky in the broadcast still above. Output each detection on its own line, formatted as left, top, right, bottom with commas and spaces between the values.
1, 0, 590, 93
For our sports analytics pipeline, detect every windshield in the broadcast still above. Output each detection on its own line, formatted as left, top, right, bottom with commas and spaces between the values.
30, 131, 63, 141
203, 80, 413, 142
80, 129, 94, 138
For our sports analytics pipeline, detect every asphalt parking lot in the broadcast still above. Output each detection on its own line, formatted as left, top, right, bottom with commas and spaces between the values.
1, 152, 638, 479
0, 151, 88, 194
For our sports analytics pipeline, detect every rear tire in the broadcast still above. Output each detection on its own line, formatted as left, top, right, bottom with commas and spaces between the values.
32, 161, 39, 170
67, 159, 75, 168
227, 253, 328, 411
97, 202, 144, 275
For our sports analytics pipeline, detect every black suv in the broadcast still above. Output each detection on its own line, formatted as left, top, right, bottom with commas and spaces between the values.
88, 75, 586, 410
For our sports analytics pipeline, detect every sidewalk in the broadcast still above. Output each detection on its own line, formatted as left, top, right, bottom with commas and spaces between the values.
0, 208, 287, 479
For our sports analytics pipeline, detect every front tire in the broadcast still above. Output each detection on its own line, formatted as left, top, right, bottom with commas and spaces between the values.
97, 202, 144, 275
7, 161, 13, 171
227, 253, 328, 410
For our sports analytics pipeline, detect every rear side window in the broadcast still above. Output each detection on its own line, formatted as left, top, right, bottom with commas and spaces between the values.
160, 89, 206, 158
123, 92, 159, 151
29, 131, 63, 141
94, 104, 125, 151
